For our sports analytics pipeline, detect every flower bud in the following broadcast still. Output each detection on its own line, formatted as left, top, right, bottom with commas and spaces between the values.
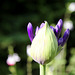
50, 26, 55, 32
35, 26, 39, 35
27, 22, 34, 42
55, 19, 63, 38
29, 21, 58, 65
61, 29, 70, 46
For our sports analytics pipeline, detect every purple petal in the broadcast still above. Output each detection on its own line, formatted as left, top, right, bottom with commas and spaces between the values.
35, 26, 39, 35
27, 22, 34, 42
50, 26, 58, 39
58, 38, 63, 46
40, 23, 45, 28
55, 19, 63, 38
61, 29, 70, 46
55, 25, 60, 38
50, 26, 55, 32
57, 19, 63, 31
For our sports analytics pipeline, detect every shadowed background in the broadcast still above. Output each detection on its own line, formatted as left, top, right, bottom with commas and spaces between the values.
0, 0, 75, 75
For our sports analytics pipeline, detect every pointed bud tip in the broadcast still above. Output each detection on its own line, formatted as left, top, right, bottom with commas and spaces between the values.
59, 19, 63, 22
27, 22, 32, 29
57, 19, 63, 25
40, 23, 45, 28
44, 21, 49, 27
59, 19, 62, 21
27, 22, 34, 42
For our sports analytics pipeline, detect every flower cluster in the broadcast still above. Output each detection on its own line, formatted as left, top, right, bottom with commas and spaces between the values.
27, 19, 70, 65
50, 19, 70, 46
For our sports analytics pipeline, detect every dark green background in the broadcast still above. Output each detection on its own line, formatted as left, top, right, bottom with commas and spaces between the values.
0, 0, 75, 75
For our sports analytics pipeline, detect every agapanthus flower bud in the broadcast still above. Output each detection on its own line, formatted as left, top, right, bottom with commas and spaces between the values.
27, 21, 58, 65
6, 53, 21, 66
27, 22, 34, 42
27, 19, 70, 65
61, 29, 70, 46
55, 19, 63, 38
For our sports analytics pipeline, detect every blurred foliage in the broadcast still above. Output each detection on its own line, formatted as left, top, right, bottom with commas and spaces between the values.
66, 48, 75, 75
0, 0, 75, 75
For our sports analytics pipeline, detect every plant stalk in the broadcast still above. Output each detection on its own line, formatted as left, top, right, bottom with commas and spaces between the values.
40, 64, 45, 75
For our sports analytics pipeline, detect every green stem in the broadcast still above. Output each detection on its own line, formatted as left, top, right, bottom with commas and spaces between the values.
27, 56, 32, 75
9, 65, 17, 75
40, 64, 45, 75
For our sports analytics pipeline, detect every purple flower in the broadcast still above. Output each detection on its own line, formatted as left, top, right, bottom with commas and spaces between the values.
27, 22, 34, 42
27, 22, 45, 42
61, 29, 70, 46
50, 19, 63, 38
27, 19, 70, 47
50, 19, 70, 46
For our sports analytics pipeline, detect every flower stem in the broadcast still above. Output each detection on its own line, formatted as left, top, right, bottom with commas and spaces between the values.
27, 56, 32, 75
40, 64, 45, 75
9, 65, 17, 75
